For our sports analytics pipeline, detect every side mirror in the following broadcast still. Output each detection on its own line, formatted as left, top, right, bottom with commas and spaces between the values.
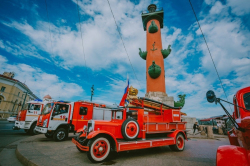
206, 90, 216, 103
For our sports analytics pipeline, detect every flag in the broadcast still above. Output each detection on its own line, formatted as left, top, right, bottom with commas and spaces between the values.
119, 76, 129, 106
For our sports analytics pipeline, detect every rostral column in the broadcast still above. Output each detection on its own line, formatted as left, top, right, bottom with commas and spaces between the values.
139, 4, 174, 106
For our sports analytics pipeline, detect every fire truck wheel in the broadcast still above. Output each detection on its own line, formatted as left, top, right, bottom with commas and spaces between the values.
45, 133, 53, 138
169, 133, 185, 151
87, 137, 111, 163
121, 118, 139, 140
24, 129, 29, 133
53, 128, 68, 141
29, 123, 38, 135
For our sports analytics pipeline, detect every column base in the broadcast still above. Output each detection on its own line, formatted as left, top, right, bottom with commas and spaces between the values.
145, 91, 174, 107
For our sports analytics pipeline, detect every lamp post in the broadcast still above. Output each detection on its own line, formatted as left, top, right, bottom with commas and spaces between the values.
90, 85, 94, 102
22, 91, 28, 109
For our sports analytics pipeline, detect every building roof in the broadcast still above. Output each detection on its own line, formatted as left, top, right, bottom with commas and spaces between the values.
43, 95, 52, 99
0, 74, 40, 100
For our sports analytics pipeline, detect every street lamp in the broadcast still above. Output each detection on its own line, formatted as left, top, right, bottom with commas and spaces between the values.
91, 85, 94, 102
21, 91, 29, 109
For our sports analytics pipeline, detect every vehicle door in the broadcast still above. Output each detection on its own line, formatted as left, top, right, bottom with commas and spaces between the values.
25, 103, 42, 122
74, 103, 93, 130
48, 104, 70, 130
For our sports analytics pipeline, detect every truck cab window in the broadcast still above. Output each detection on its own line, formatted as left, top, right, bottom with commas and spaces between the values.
112, 111, 123, 119
243, 92, 250, 110
80, 107, 87, 115
53, 104, 69, 115
34, 105, 41, 110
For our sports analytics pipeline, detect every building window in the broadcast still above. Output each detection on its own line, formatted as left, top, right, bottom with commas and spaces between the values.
18, 92, 20, 96
1, 87, 6, 92
0, 97, 2, 105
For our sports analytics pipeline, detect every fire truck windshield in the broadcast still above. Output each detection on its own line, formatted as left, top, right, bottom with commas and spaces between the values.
243, 92, 250, 110
41, 103, 54, 115
28, 104, 41, 111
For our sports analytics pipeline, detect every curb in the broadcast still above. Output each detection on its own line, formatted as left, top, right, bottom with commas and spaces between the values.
16, 147, 38, 166
187, 135, 227, 139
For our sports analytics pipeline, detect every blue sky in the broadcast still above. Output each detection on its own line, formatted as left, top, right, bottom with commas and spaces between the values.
0, 0, 249, 118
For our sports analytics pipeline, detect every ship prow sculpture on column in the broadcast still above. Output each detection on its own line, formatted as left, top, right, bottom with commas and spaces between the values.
140, 4, 185, 108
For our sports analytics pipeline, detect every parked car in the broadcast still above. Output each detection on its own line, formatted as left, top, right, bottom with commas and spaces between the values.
7, 116, 17, 122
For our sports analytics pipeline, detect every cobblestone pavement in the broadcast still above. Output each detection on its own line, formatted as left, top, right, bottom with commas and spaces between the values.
17, 134, 229, 166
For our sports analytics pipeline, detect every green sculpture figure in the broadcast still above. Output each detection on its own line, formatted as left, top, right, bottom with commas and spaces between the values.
148, 20, 158, 33
148, 61, 161, 79
161, 45, 171, 59
139, 48, 147, 60
174, 94, 186, 108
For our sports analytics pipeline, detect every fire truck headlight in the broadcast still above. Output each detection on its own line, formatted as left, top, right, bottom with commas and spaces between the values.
83, 125, 87, 132
88, 120, 95, 132
43, 119, 48, 127
88, 126, 93, 132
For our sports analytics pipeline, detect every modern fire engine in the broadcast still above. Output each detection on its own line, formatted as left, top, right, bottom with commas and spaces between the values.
35, 100, 112, 141
206, 86, 250, 166
72, 97, 187, 163
13, 99, 49, 135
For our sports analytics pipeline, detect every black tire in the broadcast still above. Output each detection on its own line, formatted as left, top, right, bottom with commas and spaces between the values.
169, 133, 185, 151
121, 118, 139, 141
24, 129, 29, 133
87, 137, 111, 163
53, 128, 68, 141
45, 133, 53, 138
29, 123, 38, 135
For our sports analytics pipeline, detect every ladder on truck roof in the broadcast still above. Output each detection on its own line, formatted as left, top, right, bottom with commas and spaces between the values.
129, 97, 181, 111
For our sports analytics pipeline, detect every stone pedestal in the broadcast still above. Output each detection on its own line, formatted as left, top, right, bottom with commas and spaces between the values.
145, 91, 174, 107
207, 126, 214, 139
218, 127, 224, 135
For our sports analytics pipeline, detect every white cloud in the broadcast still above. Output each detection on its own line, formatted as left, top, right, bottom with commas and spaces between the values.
0, 39, 50, 62
0, 55, 84, 100
227, 0, 250, 16
210, 1, 225, 15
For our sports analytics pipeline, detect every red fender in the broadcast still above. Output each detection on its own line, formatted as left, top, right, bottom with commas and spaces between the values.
217, 145, 249, 166
86, 130, 118, 150
167, 130, 187, 140
77, 128, 84, 133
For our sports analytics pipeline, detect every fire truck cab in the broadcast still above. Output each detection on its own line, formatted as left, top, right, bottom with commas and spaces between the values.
72, 97, 187, 163
35, 100, 112, 141
207, 86, 250, 166
13, 99, 48, 135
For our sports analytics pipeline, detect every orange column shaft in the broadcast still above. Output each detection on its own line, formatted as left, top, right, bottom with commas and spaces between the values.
146, 19, 165, 93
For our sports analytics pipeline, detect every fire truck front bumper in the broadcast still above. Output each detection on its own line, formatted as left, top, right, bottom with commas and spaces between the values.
35, 126, 48, 134
13, 121, 25, 130
72, 138, 89, 152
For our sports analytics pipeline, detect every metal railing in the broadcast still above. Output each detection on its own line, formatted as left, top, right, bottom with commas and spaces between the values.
141, 7, 163, 14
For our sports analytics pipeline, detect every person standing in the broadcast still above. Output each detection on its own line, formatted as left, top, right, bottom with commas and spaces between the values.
193, 122, 198, 134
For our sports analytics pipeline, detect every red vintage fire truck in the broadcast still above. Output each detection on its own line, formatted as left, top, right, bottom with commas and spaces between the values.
35, 100, 112, 141
13, 99, 49, 134
72, 97, 187, 163
206, 86, 250, 166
